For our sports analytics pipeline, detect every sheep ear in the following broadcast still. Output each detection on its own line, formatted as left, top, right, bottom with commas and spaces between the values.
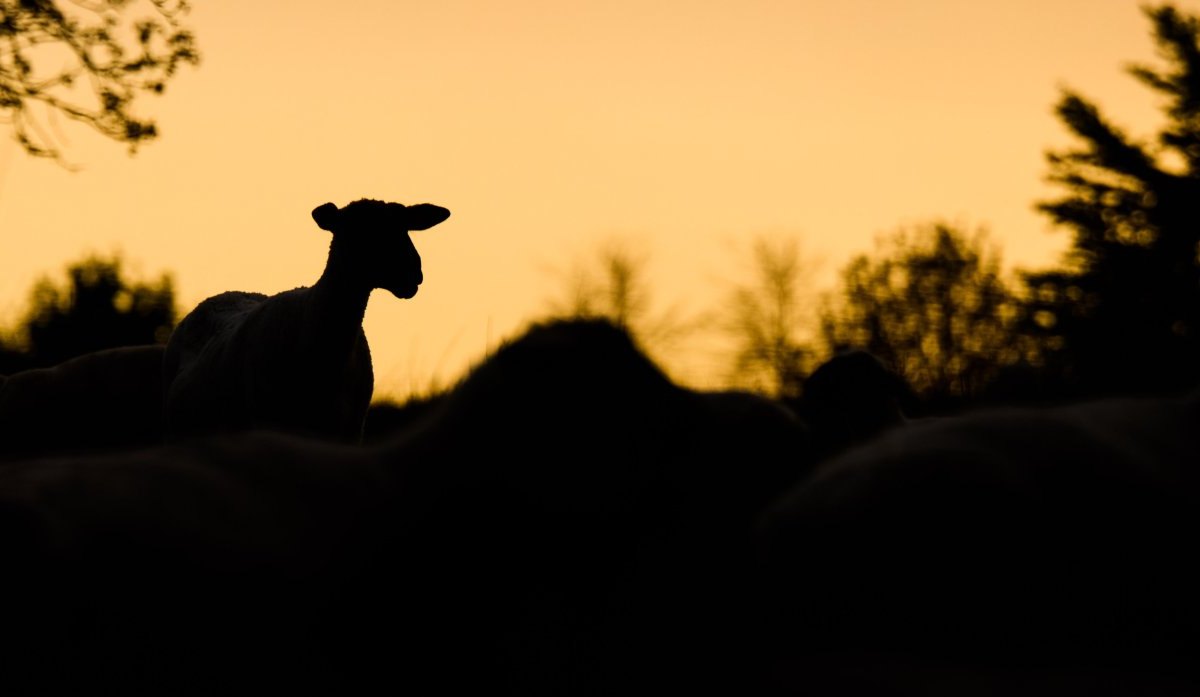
311, 202, 340, 232
406, 204, 451, 231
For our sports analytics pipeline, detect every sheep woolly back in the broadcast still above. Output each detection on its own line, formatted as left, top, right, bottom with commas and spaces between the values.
0, 345, 166, 458
163, 287, 373, 442
0, 317, 810, 695
759, 389, 1200, 674
0, 428, 389, 694
396, 318, 807, 519
367, 317, 810, 694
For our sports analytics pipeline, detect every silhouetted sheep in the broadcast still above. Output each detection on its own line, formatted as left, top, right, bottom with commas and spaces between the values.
0, 429, 386, 696
0, 345, 166, 459
758, 387, 1200, 693
0, 318, 808, 696
162, 199, 450, 443
374, 319, 809, 693
797, 349, 915, 462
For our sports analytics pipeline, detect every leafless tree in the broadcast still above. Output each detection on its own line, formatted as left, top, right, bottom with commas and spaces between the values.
543, 237, 693, 365
716, 236, 819, 399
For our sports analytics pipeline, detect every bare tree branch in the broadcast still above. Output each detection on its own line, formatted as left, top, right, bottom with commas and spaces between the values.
0, 0, 198, 163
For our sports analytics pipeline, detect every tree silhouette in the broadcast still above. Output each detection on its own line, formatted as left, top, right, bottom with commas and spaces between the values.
2, 253, 176, 371
717, 236, 816, 400
0, 0, 198, 162
546, 240, 655, 332
1026, 3, 1200, 396
543, 239, 692, 366
821, 223, 1024, 408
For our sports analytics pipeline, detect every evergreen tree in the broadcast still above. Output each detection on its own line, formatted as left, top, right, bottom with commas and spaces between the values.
1027, 4, 1200, 396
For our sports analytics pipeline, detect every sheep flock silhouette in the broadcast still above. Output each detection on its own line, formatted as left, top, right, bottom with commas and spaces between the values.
0, 199, 1198, 696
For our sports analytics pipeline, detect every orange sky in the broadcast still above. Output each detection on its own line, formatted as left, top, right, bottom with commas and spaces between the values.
0, 0, 1192, 398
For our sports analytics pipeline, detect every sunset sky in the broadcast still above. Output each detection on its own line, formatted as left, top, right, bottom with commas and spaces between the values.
0, 0, 1193, 398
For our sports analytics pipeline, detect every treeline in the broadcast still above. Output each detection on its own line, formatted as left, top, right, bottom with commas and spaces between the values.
6, 5, 1200, 416
554, 4, 1200, 412
0, 254, 176, 374
838, 5, 1200, 407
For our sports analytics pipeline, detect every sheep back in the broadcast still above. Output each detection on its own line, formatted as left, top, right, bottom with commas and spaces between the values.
0, 345, 166, 459
0, 430, 390, 695
375, 318, 811, 695
164, 290, 373, 442
758, 392, 1200, 681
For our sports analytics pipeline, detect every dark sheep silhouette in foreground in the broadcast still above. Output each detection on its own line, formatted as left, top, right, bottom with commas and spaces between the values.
0, 345, 166, 459
163, 199, 450, 443
758, 387, 1200, 695
0, 319, 807, 696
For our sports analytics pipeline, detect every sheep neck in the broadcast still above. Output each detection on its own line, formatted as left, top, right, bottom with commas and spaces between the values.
309, 244, 374, 351
310, 276, 371, 324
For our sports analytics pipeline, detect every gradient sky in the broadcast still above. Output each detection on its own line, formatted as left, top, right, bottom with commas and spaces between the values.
0, 0, 1193, 398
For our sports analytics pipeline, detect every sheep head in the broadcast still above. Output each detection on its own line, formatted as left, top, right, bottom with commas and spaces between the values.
311, 199, 451, 299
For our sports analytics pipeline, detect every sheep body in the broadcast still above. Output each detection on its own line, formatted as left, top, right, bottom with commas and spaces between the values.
0, 318, 808, 695
0, 344, 166, 458
758, 389, 1200, 688
796, 349, 915, 463
164, 289, 373, 442
0, 430, 388, 695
